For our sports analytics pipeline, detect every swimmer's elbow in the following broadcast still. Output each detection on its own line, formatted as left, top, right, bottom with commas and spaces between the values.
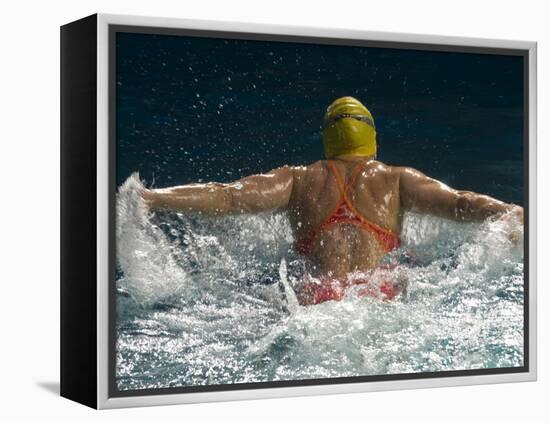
452, 192, 477, 221
222, 184, 257, 215
206, 184, 237, 215
452, 191, 514, 222
224, 185, 246, 214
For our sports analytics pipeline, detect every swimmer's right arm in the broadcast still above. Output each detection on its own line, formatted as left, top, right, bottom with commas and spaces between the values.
141, 166, 295, 215
398, 167, 523, 223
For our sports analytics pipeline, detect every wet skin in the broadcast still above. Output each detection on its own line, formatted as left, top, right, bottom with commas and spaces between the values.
142, 155, 523, 278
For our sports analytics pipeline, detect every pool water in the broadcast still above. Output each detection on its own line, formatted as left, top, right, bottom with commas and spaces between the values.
115, 174, 524, 391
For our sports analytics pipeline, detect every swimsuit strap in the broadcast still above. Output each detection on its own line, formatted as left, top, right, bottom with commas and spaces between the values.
327, 160, 347, 197
295, 160, 400, 256
327, 160, 401, 252
345, 160, 369, 196
327, 160, 369, 205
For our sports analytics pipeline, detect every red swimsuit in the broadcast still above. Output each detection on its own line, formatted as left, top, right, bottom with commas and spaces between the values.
295, 160, 402, 306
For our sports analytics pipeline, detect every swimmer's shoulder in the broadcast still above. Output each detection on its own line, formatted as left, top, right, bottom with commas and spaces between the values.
367, 161, 421, 186
383, 163, 429, 182
372, 161, 420, 178
266, 163, 314, 184
363, 159, 394, 176
306, 160, 326, 172
290, 160, 325, 178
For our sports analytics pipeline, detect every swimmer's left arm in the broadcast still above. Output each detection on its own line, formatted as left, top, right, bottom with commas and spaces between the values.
398, 167, 523, 223
141, 166, 295, 215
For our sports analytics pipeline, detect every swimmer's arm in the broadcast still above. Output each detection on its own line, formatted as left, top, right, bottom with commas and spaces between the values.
141, 166, 295, 215
398, 167, 523, 222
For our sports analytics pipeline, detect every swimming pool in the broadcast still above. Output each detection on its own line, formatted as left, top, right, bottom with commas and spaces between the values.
115, 174, 524, 391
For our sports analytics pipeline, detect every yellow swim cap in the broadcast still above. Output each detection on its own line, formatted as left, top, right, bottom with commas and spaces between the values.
323, 97, 376, 159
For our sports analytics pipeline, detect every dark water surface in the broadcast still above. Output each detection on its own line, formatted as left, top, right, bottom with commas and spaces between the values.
116, 32, 524, 204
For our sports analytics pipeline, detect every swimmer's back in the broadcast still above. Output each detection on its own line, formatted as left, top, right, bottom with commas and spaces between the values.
288, 159, 402, 276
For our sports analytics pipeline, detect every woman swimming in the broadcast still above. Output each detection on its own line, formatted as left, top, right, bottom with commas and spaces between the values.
141, 97, 524, 305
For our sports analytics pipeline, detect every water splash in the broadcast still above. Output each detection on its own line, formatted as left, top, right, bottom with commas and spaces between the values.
115, 174, 524, 390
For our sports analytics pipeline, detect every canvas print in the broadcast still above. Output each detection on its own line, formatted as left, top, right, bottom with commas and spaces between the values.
114, 31, 525, 392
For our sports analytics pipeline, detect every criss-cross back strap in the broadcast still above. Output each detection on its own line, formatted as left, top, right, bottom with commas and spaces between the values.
327, 160, 368, 203
295, 160, 400, 256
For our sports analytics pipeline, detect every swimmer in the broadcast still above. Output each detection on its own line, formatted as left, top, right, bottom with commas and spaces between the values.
141, 97, 524, 305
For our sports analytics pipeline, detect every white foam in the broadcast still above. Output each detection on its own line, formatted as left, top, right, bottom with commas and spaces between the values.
115, 174, 524, 389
